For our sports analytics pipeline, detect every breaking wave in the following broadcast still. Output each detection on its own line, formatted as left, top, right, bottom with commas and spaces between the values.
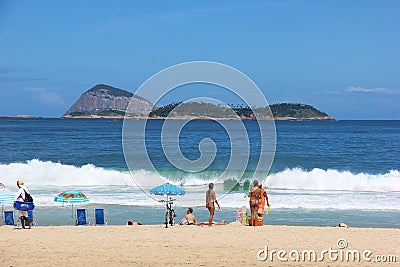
0, 160, 399, 192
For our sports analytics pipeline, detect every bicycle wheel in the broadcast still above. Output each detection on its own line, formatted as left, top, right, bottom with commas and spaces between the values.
170, 210, 175, 226
165, 210, 169, 228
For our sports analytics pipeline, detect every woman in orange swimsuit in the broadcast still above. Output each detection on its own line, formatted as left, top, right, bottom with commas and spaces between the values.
249, 180, 262, 226
257, 183, 270, 216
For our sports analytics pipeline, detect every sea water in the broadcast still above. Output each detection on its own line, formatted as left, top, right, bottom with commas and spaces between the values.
0, 119, 399, 227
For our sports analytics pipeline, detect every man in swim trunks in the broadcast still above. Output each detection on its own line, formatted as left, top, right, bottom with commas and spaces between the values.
180, 207, 197, 225
248, 180, 262, 226
206, 183, 220, 226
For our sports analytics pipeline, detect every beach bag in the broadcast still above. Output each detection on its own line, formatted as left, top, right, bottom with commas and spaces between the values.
236, 206, 248, 226
24, 190, 33, 202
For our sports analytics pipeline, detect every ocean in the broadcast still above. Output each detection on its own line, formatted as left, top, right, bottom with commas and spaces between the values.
0, 118, 399, 227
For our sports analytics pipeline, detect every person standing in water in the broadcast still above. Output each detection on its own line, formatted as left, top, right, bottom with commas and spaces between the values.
206, 183, 220, 226
15, 181, 33, 229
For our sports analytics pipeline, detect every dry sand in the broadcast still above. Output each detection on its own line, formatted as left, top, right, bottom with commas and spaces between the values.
1, 223, 398, 266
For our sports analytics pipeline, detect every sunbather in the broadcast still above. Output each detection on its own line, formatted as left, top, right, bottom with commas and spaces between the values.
180, 207, 197, 225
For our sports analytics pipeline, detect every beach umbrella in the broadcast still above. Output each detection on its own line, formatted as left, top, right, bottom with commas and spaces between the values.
0, 191, 15, 205
54, 190, 89, 223
150, 183, 185, 227
149, 183, 186, 198
0, 191, 15, 222
54, 190, 89, 204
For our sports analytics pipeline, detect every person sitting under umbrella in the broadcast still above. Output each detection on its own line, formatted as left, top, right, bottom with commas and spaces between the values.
180, 207, 197, 225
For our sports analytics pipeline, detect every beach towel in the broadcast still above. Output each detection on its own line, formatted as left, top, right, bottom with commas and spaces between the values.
180, 218, 195, 225
195, 221, 228, 227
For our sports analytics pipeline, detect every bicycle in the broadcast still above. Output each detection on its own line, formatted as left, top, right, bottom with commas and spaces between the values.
160, 197, 176, 228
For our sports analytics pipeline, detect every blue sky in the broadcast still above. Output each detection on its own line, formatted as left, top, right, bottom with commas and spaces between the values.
0, 0, 399, 119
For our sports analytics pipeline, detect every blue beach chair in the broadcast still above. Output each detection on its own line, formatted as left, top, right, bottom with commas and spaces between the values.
76, 209, 89, 225
94, 208, 107, 226
4, 210, 16, 226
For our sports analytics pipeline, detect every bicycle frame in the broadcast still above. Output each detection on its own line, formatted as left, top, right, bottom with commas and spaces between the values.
160, 197, 176, 228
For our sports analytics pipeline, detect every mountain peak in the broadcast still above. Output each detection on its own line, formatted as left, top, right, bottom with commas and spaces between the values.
63, 84, 153, 117
86, 84, 134, 98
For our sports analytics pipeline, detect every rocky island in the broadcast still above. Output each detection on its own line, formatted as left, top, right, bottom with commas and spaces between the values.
63, 84, 334, 120
63, 84, 153, 118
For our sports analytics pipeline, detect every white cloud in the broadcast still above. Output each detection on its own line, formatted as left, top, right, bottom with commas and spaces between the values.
27, 88, 65, 106
345, 86, 399, 95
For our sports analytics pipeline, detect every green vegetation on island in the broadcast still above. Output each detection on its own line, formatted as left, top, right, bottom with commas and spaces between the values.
149, 102, 238, 118
269, 103, 330, 118
87, 84, 133, 98
149, 102, 333, 120
66, 102, 332, 120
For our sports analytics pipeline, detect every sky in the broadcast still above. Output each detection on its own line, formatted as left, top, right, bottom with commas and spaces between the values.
0, 0, 399, 119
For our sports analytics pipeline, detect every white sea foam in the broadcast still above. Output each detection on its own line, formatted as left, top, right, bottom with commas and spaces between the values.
1, 160, 398, 211
264, 168, 400, 192
0, 159, 135, 187
0, 160, 399, 193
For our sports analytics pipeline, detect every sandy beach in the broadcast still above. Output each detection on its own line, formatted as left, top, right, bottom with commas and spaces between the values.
1, 224, 398, 266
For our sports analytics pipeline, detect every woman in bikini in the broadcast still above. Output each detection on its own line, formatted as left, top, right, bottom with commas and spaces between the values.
248, 180, 262, 226
206, 183, 220, 226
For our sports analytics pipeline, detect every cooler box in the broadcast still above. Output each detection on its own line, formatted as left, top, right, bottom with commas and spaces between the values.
13, 201, 35, 211
256, 217, 264, 226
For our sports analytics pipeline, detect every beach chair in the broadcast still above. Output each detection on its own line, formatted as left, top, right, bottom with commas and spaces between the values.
94, 208, 107, 226
76, 209, 89, 225
3, 210, 16, 226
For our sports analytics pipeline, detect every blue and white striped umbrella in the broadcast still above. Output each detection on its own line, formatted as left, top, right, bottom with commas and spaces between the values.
0, 191, 15, 221
149, 183, 185, 196
0, 191, 15, 205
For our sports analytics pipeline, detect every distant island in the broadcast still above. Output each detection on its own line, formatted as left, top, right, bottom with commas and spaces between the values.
63, 84, 153, 118
148, 102, 333, 120
0, 115, 41, 119
62, 84, 334, 120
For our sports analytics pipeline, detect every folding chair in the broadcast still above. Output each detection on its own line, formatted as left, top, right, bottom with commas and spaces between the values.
76, 209, 89, 225
4, 210, 16, 226
94, 208, 108, 226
